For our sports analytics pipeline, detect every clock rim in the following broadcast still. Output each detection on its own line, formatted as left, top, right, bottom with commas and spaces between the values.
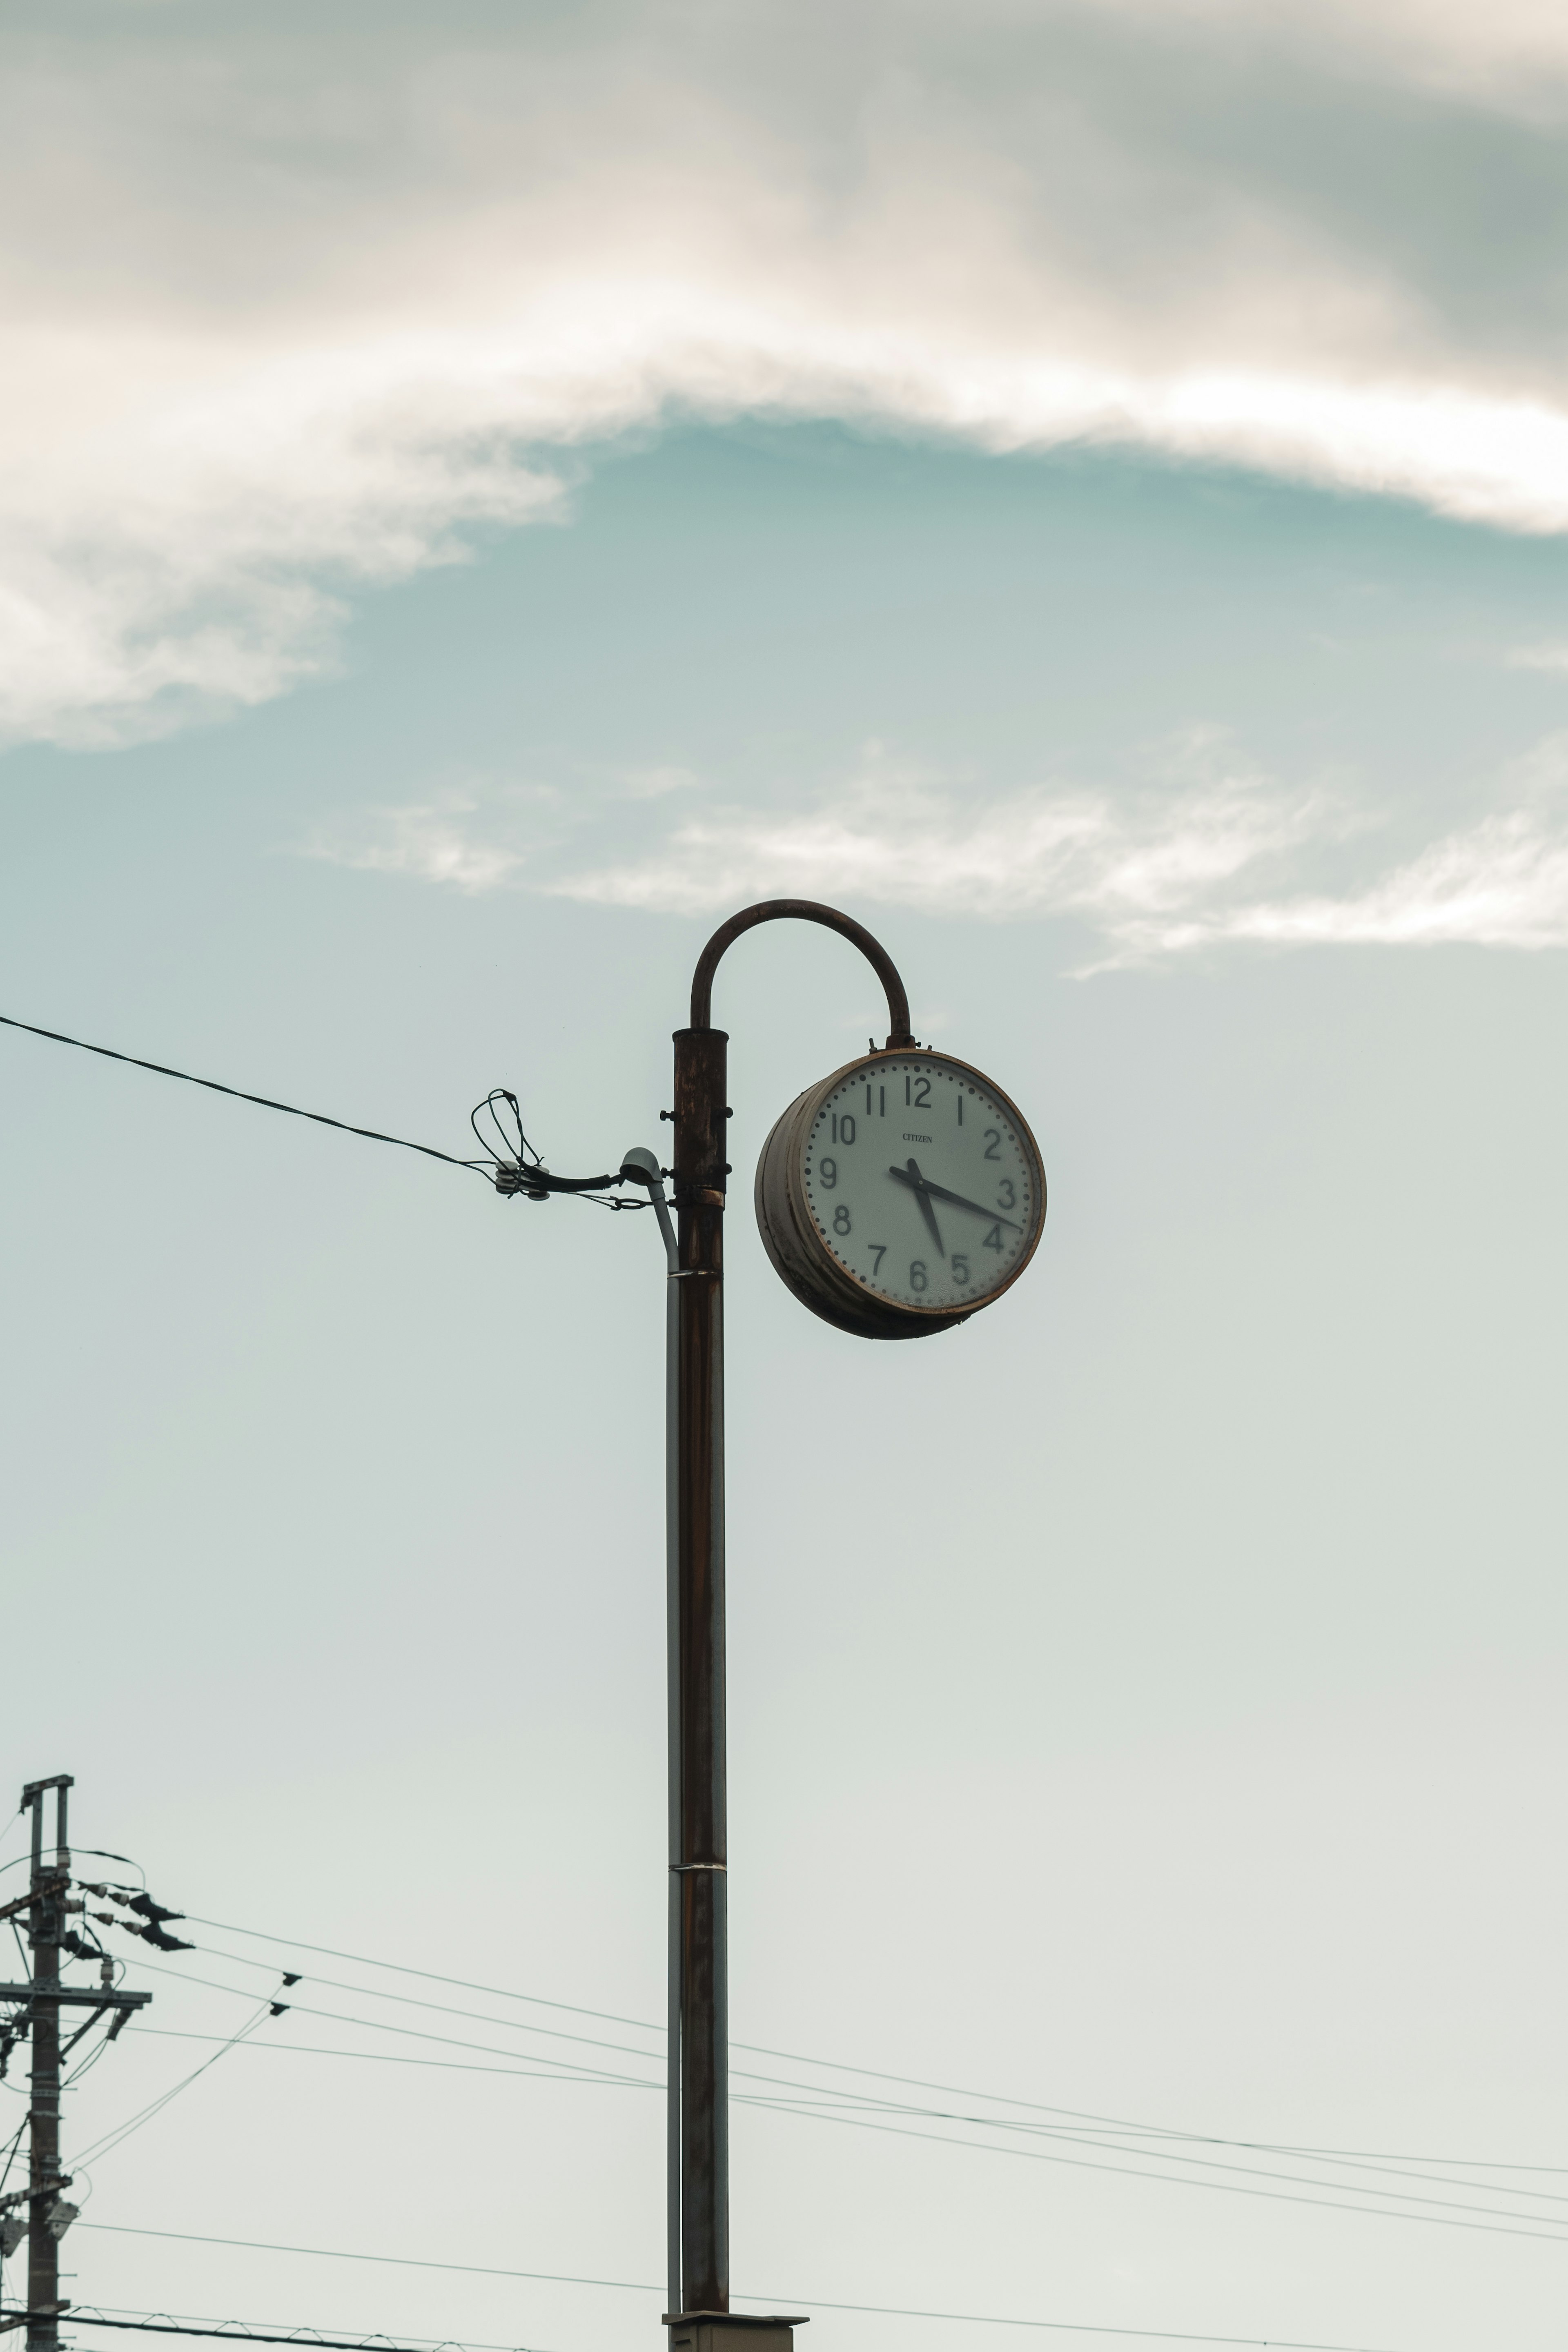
754, 1047, 1046, 1340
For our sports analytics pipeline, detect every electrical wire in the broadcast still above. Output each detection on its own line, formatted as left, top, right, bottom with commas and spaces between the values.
0, 2118, 25, 2205
172, 1926, 1568, 2196
71, 1996, 284, 2168
132, 2028, 656, 2090
189, 1944, 1568, 2209
125, 1964, 659, 2089
114, 2006, 1568, 2241
181, 1920, 658, 2037
74, 1854, 147, 1891
191, 1950, 665, 2074
0, 1011, 644, 1207
467, 1089, 650, 1211
46, 2311, 556, 2352
0, 1014, 494, 1179
70, 2232, 1403, 2350
737, 2094, 1568, 2245
471, 1089, 538, 1171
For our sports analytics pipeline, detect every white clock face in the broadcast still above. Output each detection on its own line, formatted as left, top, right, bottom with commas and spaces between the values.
801, 1056, 1040, 1314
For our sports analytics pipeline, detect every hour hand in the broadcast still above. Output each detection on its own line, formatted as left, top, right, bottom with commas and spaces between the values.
889, 1160, 944, 1255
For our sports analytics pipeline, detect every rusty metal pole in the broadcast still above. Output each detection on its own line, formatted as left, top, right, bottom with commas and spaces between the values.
24, 1777, 71, 2352
669, 1019, 730, 2317
666, 903, 914, 2332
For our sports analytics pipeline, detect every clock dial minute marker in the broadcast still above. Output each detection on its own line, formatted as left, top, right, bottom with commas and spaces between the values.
888, 1163, 1022, 1231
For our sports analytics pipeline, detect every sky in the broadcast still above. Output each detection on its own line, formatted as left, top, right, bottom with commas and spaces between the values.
3, 6, 1568, 2352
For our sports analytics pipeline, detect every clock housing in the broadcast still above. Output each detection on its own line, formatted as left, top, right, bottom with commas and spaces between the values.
755, 1048, 1046, 1340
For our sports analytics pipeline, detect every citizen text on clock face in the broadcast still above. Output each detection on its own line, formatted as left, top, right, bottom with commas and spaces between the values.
802, 1058, 1039, 1313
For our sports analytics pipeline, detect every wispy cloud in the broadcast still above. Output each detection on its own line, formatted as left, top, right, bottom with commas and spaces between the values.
9, 2, 1568, 744
555, 745, 1338, 934
1178, 806, 1568, 951
313, 734, 1568, 961
303, 786, 562, 893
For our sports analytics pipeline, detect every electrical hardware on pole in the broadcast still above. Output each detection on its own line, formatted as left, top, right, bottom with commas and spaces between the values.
6, 1780, 155, 2352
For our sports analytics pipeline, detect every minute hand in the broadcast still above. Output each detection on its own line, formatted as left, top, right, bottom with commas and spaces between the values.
887, 1166, 1022, 1230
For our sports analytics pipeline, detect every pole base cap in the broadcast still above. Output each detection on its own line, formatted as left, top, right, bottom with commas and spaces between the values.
663, 2319, 807, 2351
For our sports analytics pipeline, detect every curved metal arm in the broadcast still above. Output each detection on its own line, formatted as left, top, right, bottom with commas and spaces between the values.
688, 899, 915, 1046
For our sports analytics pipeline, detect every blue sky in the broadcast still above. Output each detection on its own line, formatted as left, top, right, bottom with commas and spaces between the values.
4, 10, 1568, 2352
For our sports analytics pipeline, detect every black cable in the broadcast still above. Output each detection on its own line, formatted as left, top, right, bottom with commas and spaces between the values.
129, 1962, 659, 2089
136, 2026, 655, 2091
187, 1949, 1568, 2209
69, 2235, 1402, 2350
120, 2015, 1568, 2240
0, 1009, 644, 1205
43, 2315, 554, 2352
744, 2098, 1568, 2245
179, 1919, 1568, 2181
73, 1998, 281, 2167
471, 1089, 537, 1170
177, 1916, 706, 2040
0, 1013, 490, 1178
192, 1947, 666, 2069
74, 1853, 147, 1890
0, 2118, 25, 2204
64, 2016, 126, 2091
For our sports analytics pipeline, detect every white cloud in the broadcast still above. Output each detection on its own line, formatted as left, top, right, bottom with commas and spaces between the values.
1077, 0, 1568, 105
562, 755, 1568, 959
554, 745, 1336, 933
305, 792, 534, 893
8, 3, 1568, 744
1182, 807, 1568, 951
321, 733, 1568, 960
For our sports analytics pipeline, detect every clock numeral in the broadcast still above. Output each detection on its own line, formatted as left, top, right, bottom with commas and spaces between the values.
831, 1112, 857, 1145
909, 1259, 928, 1293
983, 1128, 1002, 1161
957, 1094, 963, 1125
819, 1156, 837, 1189
982, 1223, 1004, 1253
833, 1205, 851, 1235
869, 1244, 887, 1276
951, 1253, 970, 1283
996, 1178, 1016, 1209
865, 1085, 886, 1117
906, 1075, 932, 1109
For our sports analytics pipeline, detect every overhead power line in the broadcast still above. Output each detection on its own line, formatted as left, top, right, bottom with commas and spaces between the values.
182, 1915, 1566, 2179
19, 2315, 555, 2352
144, 1933, 1568, 2240
0, 1013, 490, 1178
0, 1012, 645, 1205
71, 1998, 287, 2167
124, 2018, 1568, 2243
70, 2233, 1402, 2351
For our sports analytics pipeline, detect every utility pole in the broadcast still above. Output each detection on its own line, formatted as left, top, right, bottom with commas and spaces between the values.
24, 1777, 69, 2352
661, 902, 916, 2352
0, 1779, 151, 2350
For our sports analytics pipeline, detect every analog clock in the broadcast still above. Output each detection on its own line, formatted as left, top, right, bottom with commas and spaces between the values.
755, 1049, 1046, 1339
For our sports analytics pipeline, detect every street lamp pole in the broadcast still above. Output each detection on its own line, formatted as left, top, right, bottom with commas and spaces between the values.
663, 902, 915, 2345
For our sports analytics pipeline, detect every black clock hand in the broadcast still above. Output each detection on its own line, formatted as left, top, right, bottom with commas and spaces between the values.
894, 1158, 944, 1255
887, 1164, 1022, 1231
